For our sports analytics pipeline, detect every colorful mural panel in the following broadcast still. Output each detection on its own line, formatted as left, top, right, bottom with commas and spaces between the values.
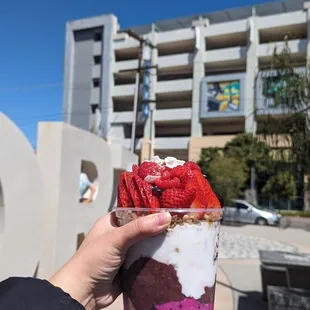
207, 80, 240, 112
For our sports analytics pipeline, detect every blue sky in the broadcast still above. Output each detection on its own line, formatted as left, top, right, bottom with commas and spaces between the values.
0, 0, 272, 147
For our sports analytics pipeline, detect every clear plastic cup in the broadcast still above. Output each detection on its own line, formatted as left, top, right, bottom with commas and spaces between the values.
115, 207, 223, 310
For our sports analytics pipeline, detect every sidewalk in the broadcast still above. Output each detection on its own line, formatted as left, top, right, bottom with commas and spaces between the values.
288, 216, 310, 231
219, 259, 267, 310
215, 264, 234, 310
106, 263, 234, 310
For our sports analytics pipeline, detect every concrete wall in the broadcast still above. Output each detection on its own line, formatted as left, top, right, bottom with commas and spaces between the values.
188, 135, 237, 162
63, 15, 117, 139
70, 29, 94, 131
0, 112, 138, 280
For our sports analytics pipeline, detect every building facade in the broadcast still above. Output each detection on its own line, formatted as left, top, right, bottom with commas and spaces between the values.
62, 0, 310, 162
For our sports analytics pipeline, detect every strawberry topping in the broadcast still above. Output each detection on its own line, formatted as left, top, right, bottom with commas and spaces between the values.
117, 173, 133, 208
160, 187, 196, 209
183, 161, 201, 172
191, 170, 221, 209
155, 177, 181, 190
132, 164, 139, 174
117, 156, 221, 212
134, 175, 160, 209
137, 162, 163, 180
125, 172, 143, 208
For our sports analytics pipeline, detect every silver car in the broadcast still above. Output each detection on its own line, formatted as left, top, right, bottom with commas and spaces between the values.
223, 199, 281, 226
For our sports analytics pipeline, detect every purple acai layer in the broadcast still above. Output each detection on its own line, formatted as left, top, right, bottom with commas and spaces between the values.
155, 298, 214, 310
121, 257, 215, 310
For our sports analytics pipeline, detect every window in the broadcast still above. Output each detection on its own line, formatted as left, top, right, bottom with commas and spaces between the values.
91, 104, 99, 114
233, 202, 248, 210
93, 78, 100, 88
94, 32, 102, 42
94, 55, 102, 65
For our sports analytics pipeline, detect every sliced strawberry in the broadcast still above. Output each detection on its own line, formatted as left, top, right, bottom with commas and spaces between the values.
133, 175, 148, 207
134, 175, 159, 209
125, 172, 143, 208
155, 177, 181, 190
162, 171, 171, 180
148, 194, 160, 209
170, 166, 188, 178
137, 162, 163, 180
117, 173, 133, 208
132, 164, 139, 174
191, 170, 221, 209
184, 161, 201, 172
160, 187, 196, 209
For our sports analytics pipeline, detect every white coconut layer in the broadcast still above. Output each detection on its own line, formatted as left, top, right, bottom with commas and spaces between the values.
124, 222, 220, 299
145, 155, 185, 169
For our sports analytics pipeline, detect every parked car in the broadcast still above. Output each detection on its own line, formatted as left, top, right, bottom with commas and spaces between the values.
223, 199, 281, 226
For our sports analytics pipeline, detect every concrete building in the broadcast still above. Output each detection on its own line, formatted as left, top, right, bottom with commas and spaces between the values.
62, 0, 310, 162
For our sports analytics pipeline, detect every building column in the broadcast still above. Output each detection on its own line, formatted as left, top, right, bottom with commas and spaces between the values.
141, 29, 158, 162
101, 15, 118, 140
245, 13, 259, 134
191, 18, 207, 137
188, 19, 208, 162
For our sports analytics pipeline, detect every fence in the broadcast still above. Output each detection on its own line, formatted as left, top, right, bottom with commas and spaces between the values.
257, 196, 304, 211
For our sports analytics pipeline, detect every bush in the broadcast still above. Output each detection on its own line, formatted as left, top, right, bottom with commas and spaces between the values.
279, 210, 310, 217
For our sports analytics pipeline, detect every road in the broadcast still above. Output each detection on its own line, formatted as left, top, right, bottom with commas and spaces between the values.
221, 222, 310, 253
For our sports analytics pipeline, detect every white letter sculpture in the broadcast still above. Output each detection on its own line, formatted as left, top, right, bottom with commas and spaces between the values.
0, 114, 138, 280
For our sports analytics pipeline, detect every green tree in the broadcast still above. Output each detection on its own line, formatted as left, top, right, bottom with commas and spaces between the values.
198, 147, 222, 175
223, 134, 273, 195
262, 171, 296, 200
224, 133, 271, 175
260, 41, 310, 199
207, 156, 247, 204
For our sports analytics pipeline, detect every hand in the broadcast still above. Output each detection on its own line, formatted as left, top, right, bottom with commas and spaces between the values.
50, 211, 172, 310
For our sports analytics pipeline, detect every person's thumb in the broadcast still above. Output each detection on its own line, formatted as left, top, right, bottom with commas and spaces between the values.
116, 212, 171, 250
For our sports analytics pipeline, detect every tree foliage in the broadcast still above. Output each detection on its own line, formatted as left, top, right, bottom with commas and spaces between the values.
198, 148, 222, 176
207, 156, 247, 204
224, 133, 271, 175
262, 171, 296, 200
198, 134, 297, 204
260, 41, 310, 196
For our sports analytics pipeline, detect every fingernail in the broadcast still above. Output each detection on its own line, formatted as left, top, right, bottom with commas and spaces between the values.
155, 212, 171, 226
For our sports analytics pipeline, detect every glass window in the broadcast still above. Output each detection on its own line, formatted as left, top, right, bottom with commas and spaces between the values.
235, 202, 248, 210
94, 32, 102, 42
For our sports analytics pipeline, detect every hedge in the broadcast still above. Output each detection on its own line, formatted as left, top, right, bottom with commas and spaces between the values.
279, 210, 310, 218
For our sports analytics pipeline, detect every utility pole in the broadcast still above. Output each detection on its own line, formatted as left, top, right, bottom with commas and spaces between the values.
122, 29, 157, 153
148, 102, 156, 159
131, 41, 143, 153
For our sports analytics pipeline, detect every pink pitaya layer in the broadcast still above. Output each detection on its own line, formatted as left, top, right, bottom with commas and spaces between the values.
155, 298, 214, 310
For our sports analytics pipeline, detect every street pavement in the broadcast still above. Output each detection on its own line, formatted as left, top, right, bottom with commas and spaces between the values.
219, 259, 267, 310
288, 216, 310, 231
219, 230, 296, 259
221, 222, 310, 253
